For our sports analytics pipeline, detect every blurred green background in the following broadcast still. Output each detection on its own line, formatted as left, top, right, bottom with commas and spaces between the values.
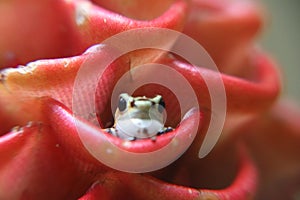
261, 0, 300, 102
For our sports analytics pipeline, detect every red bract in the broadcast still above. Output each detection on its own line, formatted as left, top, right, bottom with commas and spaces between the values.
184, 0, 263, 74
0, 0, 298, 200
0, 0, 186, 67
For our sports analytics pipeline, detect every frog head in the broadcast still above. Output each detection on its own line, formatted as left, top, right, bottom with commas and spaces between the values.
113, 93, 167, 140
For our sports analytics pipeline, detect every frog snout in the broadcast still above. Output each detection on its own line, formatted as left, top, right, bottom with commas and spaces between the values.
132, 101, 153, 110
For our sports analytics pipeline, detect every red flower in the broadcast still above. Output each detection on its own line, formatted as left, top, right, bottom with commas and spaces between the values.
0, 0, 298, 199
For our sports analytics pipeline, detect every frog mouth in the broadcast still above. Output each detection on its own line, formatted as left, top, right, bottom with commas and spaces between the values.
120, 111, 162, 121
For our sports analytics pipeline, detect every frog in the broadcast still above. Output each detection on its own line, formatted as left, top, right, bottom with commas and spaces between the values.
106, 93, 173, 141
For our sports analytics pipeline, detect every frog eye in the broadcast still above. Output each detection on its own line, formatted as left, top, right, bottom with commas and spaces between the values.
118, 96, 127, 112
158, 97, 165, 113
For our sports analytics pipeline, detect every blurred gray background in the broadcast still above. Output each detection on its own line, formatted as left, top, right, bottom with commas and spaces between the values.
261, 0, 300, 103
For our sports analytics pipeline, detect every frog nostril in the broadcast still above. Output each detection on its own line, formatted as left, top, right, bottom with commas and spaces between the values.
130, 100, 136, 108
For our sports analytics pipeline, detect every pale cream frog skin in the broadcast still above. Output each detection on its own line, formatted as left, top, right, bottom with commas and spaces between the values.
107, 93, 172, 140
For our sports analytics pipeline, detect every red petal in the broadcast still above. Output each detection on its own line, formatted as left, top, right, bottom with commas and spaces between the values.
0, 115, 93, 199
0, 0, 187, 68
184, 0, 263, 74
243, 101, 300, 199
78, 143, 257, 200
